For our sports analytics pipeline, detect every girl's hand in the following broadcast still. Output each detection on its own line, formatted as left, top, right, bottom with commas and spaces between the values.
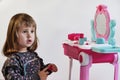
38, 67, 49, 80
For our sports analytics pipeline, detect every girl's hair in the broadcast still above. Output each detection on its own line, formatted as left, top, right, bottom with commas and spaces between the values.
3, 13, 38, 57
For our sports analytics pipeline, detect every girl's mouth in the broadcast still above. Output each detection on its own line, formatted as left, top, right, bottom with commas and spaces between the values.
27, 40, 32, 43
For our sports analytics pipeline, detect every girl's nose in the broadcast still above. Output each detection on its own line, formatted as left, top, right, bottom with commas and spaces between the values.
27, 33, 31, 38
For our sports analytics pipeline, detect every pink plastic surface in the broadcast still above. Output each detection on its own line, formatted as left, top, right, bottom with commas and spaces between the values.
68, 33, 84, 41
63, 43, 116, 63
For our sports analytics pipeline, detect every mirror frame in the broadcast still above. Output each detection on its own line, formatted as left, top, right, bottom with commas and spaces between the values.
94, 5, 110, 41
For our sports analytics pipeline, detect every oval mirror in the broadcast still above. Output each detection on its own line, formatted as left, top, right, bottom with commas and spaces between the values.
94, 5, 110, 41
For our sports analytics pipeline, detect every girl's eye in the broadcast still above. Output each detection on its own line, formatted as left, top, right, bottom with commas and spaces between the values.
31, 30, 34, 33
23, 30, 28, 33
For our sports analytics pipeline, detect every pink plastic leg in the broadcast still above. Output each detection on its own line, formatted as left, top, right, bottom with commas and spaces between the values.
79, 54, 92, 80
113, 54, 119, 80
80, 65, 91, 80
114, 63, 119, 80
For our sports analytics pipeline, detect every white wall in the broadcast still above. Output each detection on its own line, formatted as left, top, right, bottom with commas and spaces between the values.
0, 0, 120, 80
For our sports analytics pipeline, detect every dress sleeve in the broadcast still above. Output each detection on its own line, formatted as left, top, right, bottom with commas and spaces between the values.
2, 57, 40, 80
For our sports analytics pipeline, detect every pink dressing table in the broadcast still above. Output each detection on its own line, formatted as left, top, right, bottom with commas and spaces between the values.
63, 5, 120, 80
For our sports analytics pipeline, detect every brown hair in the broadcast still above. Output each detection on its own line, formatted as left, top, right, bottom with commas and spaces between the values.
3, 13, 38, 57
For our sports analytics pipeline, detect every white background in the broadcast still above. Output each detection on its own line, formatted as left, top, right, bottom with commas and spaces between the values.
0, 0, 120, 80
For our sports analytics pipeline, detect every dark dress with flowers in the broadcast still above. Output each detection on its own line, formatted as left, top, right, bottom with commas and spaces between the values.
2, 51, 48, 80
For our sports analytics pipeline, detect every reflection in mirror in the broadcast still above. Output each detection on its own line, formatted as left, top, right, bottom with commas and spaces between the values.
96, 14, 106, 36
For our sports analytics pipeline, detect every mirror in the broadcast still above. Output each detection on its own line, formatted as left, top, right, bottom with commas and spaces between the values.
96, 14, 106, 35
94, 5, 110, 41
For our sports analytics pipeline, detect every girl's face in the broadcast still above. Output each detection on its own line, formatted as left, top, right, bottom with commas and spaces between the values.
17, 24, 35, 52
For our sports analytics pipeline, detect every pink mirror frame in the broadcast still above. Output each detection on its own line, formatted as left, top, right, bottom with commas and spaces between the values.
94, 5, 110, 41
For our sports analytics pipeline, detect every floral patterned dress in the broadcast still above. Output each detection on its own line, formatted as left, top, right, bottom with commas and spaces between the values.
2, 51, 49, 80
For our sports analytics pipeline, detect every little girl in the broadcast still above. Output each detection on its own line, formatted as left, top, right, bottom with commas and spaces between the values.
2, 13, 58, 80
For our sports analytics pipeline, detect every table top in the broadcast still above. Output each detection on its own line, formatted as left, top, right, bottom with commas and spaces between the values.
63, 41, 118, 63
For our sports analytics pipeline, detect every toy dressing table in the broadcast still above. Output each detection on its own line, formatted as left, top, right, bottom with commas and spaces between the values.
63, 5, 120, 80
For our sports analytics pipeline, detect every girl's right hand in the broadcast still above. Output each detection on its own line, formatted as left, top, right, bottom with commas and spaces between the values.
38, 67, 49, 80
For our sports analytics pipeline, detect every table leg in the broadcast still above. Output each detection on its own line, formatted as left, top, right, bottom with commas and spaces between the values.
69, 57, 73, 80
113, 54, 119, 80
79, 52, 92, 80
80, 64, 91, 80
114, 63, 119, 80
